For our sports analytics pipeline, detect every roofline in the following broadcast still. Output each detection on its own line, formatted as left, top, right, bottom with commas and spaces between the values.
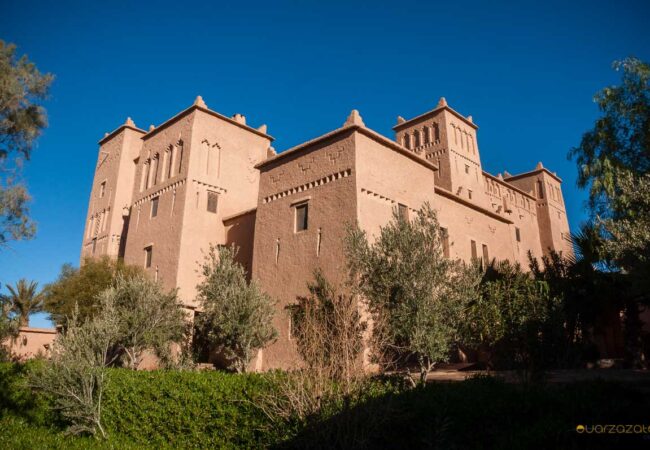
434, 186, 514, 224
482, 171, 536, 200
505, 167, 562, 183
393, 104, 478, 131
17, 326, 58, 334
222, 207, 257, 222
255, 124, 439, 172
142, 104, 274, 142
98, 124, 146, 145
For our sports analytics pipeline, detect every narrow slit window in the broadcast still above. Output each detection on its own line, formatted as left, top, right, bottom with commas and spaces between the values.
144, 245, 153, 268
471, 240, 477, 260
441, 227, 450, 258
295, 203, 308, 232
468, 190, 473, 200
482, 244, 489, 265
151, 196, 159, 218
207, 191, 218, 214
515, 227, 521, 242
99, 181, 106, 198
465, 164, 470, 174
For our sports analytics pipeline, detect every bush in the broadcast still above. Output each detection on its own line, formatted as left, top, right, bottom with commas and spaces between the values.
102, 368, 287, 448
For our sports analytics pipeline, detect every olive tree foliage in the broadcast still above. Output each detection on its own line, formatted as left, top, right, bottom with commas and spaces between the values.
195, 245, 277, 373
345, 203, 481, 386
98, 274, 188, 370
30, 307, 120, 438
43, 257, 144, 327
0, 41, 53, 246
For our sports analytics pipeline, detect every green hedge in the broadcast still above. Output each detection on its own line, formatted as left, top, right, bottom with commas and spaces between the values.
102, 369, 285, 448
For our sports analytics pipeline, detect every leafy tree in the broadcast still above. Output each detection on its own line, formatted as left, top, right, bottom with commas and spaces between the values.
462, 261, 559, 377
43, 257, 144, 327
345, 203, 481, 386
30, 308, 120, 437
98, 274, 188, 369
3, 278, 43, 327
0, 40, 53, 245
569, 57, 650, 217
289, 269, 366, 388
0, 292, 18, 360
196, 245, 277, 373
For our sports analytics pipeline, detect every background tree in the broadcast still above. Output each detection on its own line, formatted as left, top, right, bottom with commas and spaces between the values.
98, 274, 187, 369
569, 57, 649, 218
3, 278, 43, 327
0, 291, 18, 360
43, 257, 144, 327
195, 245, 277, 373
345, 203, 481, 386
0, 40, 53, 246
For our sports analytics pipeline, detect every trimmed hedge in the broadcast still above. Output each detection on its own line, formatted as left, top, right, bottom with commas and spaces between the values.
102, 369, 285, 448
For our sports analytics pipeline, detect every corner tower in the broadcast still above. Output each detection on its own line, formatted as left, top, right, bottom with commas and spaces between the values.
81, 118, 145, 260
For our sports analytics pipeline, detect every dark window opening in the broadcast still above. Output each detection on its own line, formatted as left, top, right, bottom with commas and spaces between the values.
398, 203, 409, 221
482, 244, 489, 265
471, 240, 477, 260
151, 196, 159, 218
515, 227, 521, 242
144, 246, 153, 268
207, 191, 218, 214
295, 203, 308, 232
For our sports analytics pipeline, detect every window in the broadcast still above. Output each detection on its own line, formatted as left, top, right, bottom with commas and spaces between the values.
92, 238, 97, 255
167, 146, 175, 179
295, 203, 308, 232
468, 190, 473, 200
99, 181, 106, 198
441, 227, 450, 258
403, 133, 411, 149
433, 122, 440, 141
482, 244, 489, 264
413, 130, 421, 148
398, 203, 409, 221
151, 196, 159, 218
471, 240, 477, 259
537, 180, 544, 199
515, 227, 521, 242
207, 191, 218, 214
465, 164, 470, 174
423, 126, 430, 144
144, 246, 153, 268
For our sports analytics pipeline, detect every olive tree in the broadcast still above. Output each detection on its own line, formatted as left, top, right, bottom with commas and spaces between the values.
345, 203, 480, 386
196, 245, 277, 373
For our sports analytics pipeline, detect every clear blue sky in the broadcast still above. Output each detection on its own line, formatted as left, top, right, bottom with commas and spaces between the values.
2, 0, 649, 328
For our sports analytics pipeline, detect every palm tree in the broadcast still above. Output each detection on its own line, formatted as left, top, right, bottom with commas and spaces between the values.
5, 279, 44, 327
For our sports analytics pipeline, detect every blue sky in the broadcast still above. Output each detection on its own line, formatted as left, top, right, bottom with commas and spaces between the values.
1, 0, 649, 328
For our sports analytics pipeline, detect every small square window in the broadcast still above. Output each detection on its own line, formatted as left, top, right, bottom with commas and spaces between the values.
99, 181, 106, 198
295, 203, 308, 232
398, 203, 409, 221
207, 191, 218, 214
144, 246, 153, 268
151, 196, 159, 218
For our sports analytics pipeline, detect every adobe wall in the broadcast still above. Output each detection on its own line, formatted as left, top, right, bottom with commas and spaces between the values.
223, 209, 257, 278
252, 130, 357, 370
175, 109, 271, 306
6, 327, 57, 361
123, 113, 196, 296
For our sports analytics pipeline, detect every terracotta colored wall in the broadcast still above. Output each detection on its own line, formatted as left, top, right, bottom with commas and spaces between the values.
6, 327, 57, 361
252, 130, 357, 370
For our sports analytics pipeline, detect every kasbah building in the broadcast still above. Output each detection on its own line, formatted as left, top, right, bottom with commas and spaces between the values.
80, 96, 574, 371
